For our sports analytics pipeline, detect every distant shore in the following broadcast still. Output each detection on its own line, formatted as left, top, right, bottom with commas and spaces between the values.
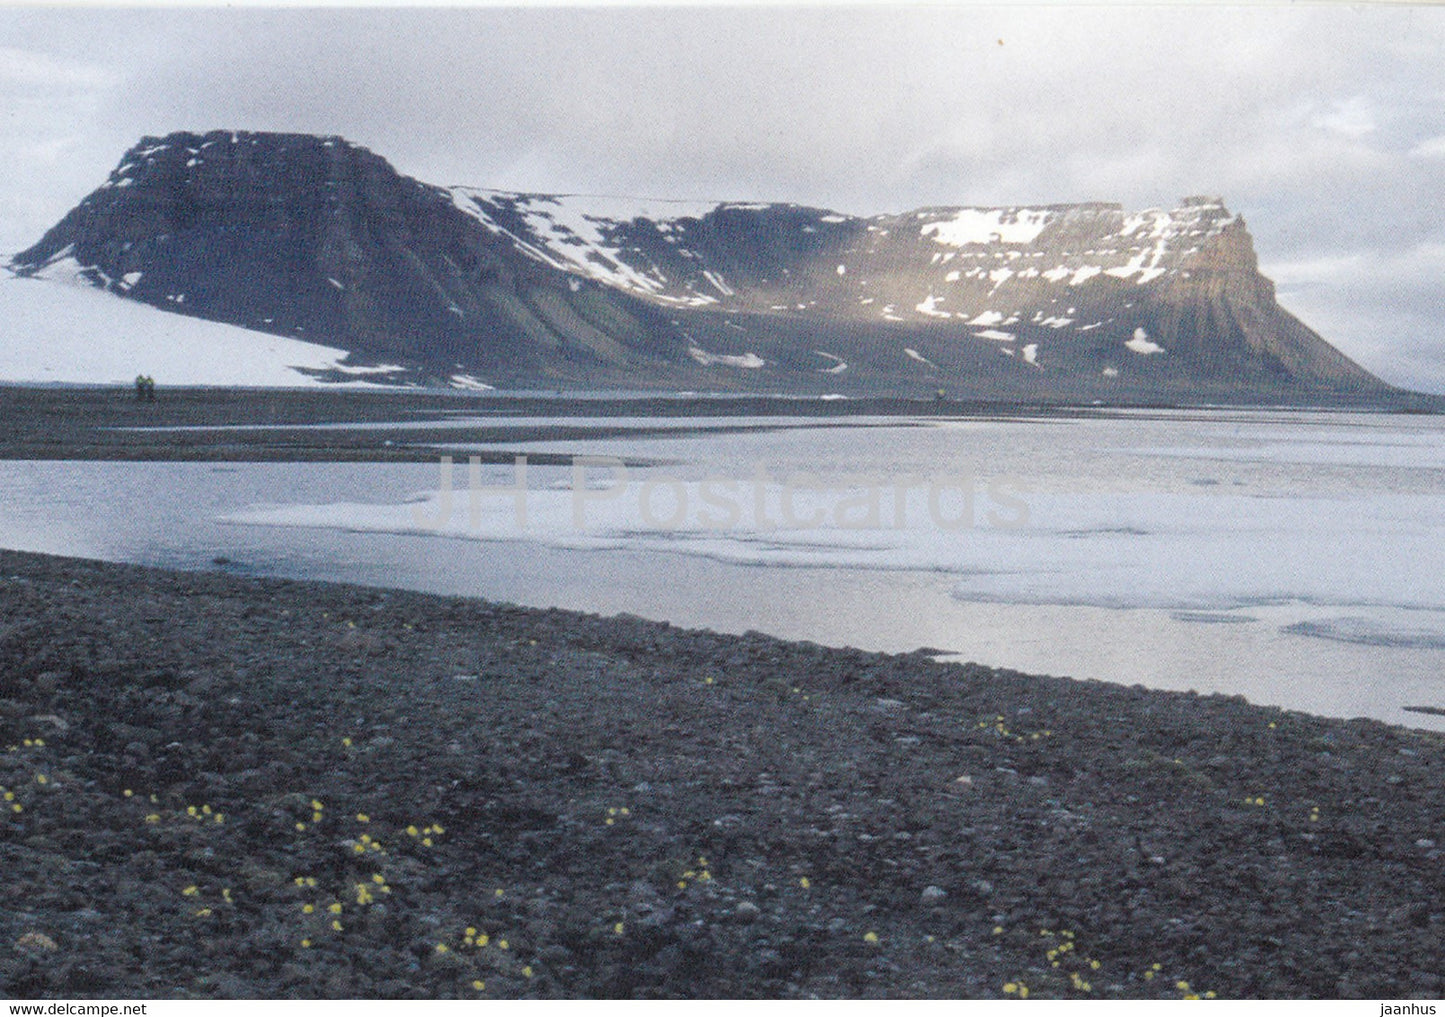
0, 384, 1433, 464
1, 547, 1442, 998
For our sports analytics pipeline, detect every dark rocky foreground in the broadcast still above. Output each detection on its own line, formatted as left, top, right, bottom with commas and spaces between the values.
1, 548, 1443, 999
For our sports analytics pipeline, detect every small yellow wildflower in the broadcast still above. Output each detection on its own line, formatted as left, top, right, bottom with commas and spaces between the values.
182, 886, 199, 896
328, 902, 342, 914
356, 813, 369, 823
35, 775, 47, 785
522, 965, 534, 978
302, 904, 315, 914
331, 920, 343, 932
863, 931, 879, 944
372, 874, 386, 885
435, 943, 449, 954
123, 789, 134, 798
476, 933, 489, 948
799, 877, 811, 889
300, 939, 311, 948
613, 923, 624, 935
498, 939, 509, 950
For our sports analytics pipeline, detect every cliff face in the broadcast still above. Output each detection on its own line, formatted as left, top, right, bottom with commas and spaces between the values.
10, 130, 1390, 399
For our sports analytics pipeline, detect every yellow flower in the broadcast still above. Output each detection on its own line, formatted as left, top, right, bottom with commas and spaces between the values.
356, 813, 369, 823
1003, 983, 1018, 995
472, 980, 485, 991
476, 933, 489, 948
123, 789, 134, 798
799, 877, 811, 889
331, 920, 343, 932
435, 943, 449, 954
863, 931, 879, 944
182, 886, 199, 896
498, 939, 509, 950
341, 737, 353, 748
406, 825, 419, 837
302, 904, 315, 914
372, 874, 386, 885
35, 775, 47, 785
300, 939, 311, 948
522, 966, 534, 978
613, 923, 624, 935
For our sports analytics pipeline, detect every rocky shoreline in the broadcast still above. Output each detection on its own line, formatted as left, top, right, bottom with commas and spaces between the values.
1, 547, 1443, 998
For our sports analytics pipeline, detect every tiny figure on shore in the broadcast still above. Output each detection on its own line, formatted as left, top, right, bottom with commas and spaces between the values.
134, 374, 156, 402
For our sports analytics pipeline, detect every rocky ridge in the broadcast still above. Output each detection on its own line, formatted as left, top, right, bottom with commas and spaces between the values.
10, 131, 1391, 401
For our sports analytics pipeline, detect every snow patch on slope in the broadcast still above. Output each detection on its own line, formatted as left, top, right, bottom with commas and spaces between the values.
0, 275, 371, 387
921, 208, 1054, 246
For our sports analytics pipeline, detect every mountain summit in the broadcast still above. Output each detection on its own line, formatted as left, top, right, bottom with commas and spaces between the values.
10, 130, 1392, 400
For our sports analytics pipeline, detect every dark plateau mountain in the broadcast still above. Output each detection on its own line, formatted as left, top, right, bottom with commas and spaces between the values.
9, 130, 1408, 404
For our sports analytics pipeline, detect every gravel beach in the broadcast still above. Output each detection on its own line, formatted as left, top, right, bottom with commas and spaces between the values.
1, 547, 1443, 999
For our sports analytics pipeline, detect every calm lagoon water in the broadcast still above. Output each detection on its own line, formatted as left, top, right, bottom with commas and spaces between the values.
3, 407, 1444, 730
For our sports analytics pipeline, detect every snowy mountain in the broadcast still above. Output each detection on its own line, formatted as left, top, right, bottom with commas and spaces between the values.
6, 130, 1395, 401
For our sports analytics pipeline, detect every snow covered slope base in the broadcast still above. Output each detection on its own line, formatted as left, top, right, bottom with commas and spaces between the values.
0, 272, 394, 388
5, 130, 1398, 402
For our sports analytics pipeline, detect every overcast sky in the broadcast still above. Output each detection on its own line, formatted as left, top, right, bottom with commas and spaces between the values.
2, 3, 1444, 391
